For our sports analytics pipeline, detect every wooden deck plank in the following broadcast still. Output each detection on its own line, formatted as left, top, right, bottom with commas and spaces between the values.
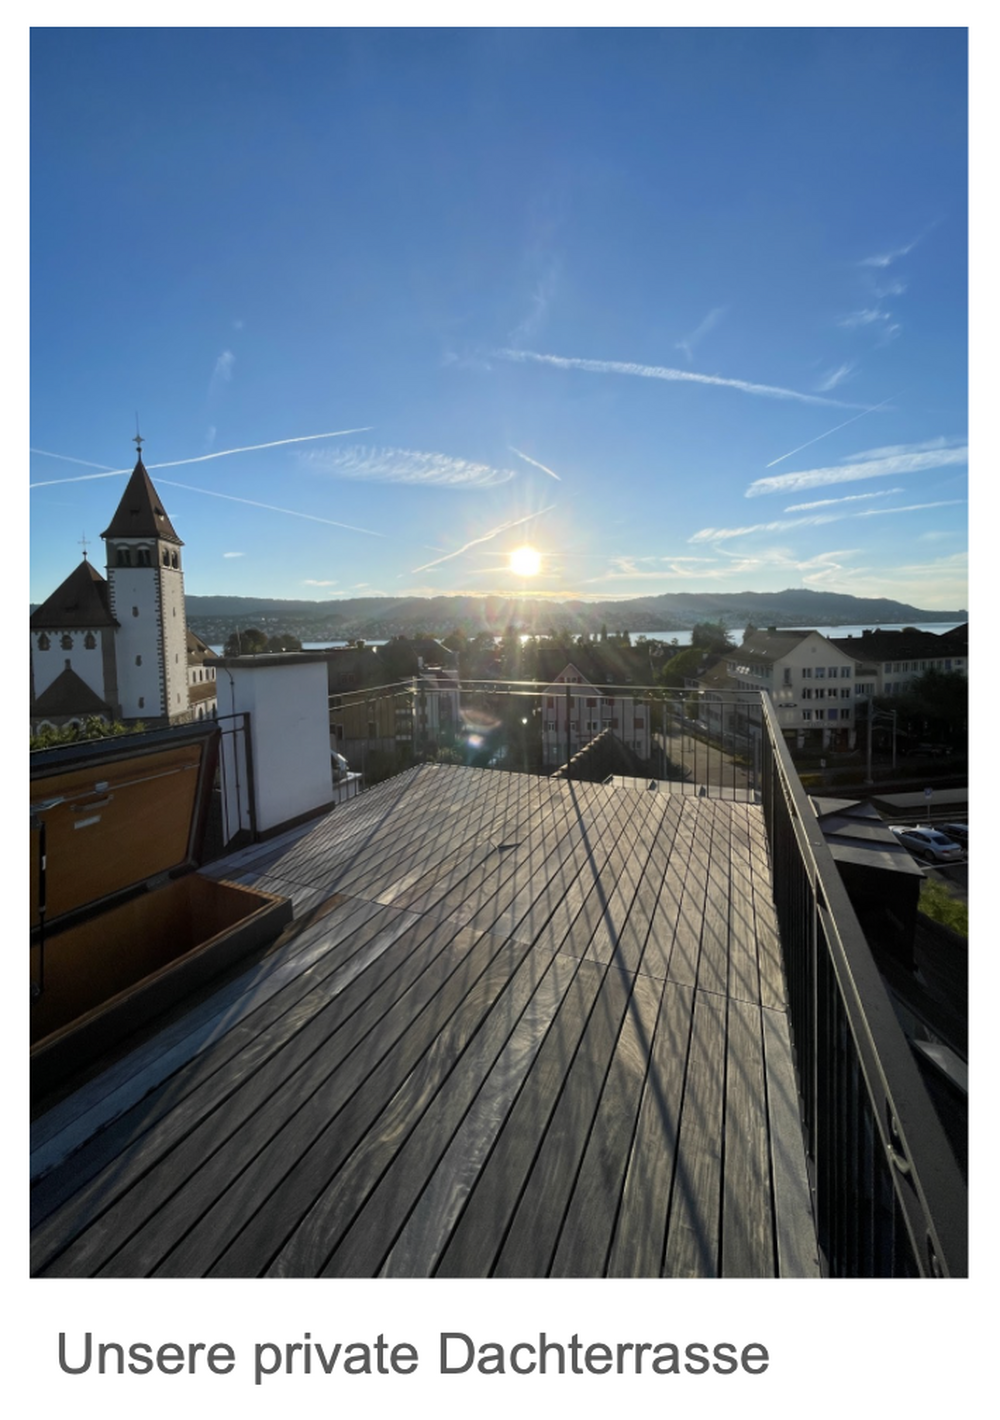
662, 990, 727, 1278
316, 944, 576, 1278
549, 971, 663, 1276
492, 963, 637, 1277
606, 981, 695, 1277
721, 997, 775, 1277
432, 958, 608, 1278
762, 1006, 821, 1277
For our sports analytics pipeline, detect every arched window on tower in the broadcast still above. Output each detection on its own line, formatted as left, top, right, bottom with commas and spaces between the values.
84, 632, 96, 650
37, 634, 50, 651
116, 547, 131, 566
163, 549, 171, 566
171, 552, 179, 569
137, 547, 152, 567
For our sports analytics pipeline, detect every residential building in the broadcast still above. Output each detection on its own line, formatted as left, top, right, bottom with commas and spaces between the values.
539, 660, 652, 768
699, 628, 861, 751
828, 625, 968, 698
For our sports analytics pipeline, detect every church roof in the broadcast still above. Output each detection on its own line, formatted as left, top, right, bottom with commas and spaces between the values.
30, 558, 118, 630
32, 666, 112, 718
101, 457, 183, 545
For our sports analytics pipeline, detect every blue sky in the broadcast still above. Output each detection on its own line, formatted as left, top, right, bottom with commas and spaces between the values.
30, 27, 969, 611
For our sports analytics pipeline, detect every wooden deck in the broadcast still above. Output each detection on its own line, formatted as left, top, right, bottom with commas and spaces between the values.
30, 764, 819, 1278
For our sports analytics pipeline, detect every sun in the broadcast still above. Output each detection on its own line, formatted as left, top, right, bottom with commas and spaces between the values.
509, 544, 542, 577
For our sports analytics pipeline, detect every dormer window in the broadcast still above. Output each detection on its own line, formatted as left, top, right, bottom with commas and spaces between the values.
61, 633, 73, 650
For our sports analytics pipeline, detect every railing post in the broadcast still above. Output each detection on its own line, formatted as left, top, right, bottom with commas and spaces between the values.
565, 682, 571, 778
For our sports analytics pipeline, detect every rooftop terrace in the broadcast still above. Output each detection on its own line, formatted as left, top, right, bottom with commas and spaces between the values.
31, 764, 819, 1279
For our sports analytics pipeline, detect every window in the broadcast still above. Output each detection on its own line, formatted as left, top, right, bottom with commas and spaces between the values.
815, 667, 825, 679
586, 697, 597, 707
84, 632, 96, 649
841, 688, 851, 699
802, 710, 812, 721
172, 553, 179, 568
801, 668, 812, 679
840, 666, 851, 678
138, 697, 144, 709
137, 548, 152, 567
634, 718, 644, 729
61, 633, 73, 650
545, 721, 556, 731
828, 667, 838, 677
547, 697, 555, 709
37, 634, 50, 650
116, 547, 131, 566
783, 668, 792, 685
132, 606, 139, 617
163, 550, 171, 566
841, 709, 851, 720
816, 709, 825, 720
135, 655, 142, 666
802, 687, 812, 699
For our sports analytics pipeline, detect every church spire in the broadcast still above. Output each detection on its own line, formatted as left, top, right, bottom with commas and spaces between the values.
101, 435, 183, 545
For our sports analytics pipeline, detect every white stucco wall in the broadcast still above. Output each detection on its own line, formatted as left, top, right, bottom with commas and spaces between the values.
216, 655, 333, 837
31, 630, 106, 700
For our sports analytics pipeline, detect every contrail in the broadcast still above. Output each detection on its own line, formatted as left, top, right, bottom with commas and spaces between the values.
29, 428, 373, 487
412, 504, 557, 573
509, 446, 561, 481
155, 480, 384, 538
764, 395, 899, 468
29, 449, 118, 471
495, 347, 866, 408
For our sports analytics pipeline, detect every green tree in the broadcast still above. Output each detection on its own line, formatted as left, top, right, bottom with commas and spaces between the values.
265, 632, 303, 653
691, 620, 734, 653
223, 626, 268, 655
31, 716, 145, 751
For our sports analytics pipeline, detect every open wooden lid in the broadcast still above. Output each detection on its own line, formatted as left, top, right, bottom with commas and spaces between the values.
30, 722, 220, 932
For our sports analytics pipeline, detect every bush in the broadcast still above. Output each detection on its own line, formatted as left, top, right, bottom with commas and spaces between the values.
918, 878, 968, 938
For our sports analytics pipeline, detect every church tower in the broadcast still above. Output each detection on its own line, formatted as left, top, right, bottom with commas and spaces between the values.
102, 437, 190, 724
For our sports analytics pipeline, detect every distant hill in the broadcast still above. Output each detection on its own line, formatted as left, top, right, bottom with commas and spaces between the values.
172, 588, 966, 640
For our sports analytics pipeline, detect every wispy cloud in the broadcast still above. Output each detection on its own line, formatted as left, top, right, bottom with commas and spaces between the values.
784, 489, 904, 511
212, 350, 235, 388
29, 449, 117, 472
304, 579, 338, 586
847, 436, 966, 462
508, 262, 559, 347
746, 442, 968, 498
509, 446, 561, 481
691, 500, 965, 543
764, 395, 898, 468
858, 239, 918, 268
816, 361, 856, 392
156, 479, 383, 538
412, 505, 557, 573
838, 307, 893, 330
305, 445, 516, 489
675, 306, 727, 364
222, 551, 244, 559
29, 428, 374, 488
494, 347, 865, 408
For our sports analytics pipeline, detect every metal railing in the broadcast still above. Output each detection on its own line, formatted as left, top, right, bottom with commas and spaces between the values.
327, 678, 764, 797
759, 694, 967, 1276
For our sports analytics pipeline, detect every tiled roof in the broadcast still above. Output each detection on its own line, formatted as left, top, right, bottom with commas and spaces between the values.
30, 559, 117, 630
101, 458, 183, 544
828, 628, 968, 662
32, 667, 112, 718
733, 629, 813, 665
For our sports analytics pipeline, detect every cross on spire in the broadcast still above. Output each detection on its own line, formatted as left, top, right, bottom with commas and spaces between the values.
78, 533, 90, 560
133, 412, 144, 458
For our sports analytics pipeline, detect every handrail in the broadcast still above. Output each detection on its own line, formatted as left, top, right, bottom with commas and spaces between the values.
759, 694, 967, 1276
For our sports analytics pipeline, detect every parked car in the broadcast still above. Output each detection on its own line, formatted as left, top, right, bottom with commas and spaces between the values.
887, 826, 964, 864
937, 822, 968, 850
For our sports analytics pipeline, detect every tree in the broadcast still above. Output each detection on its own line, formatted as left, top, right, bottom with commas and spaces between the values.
31, 716, 145, 751
265, 633, 303, 653
658, 645, 709, 689
223, 627, 268, 656
691, 620, 734, 653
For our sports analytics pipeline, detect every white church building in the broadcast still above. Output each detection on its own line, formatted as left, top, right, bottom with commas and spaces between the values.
30, 443, 216, 730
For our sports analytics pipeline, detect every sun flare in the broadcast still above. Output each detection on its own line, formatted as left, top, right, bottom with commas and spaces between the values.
509, 544, 542, 577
